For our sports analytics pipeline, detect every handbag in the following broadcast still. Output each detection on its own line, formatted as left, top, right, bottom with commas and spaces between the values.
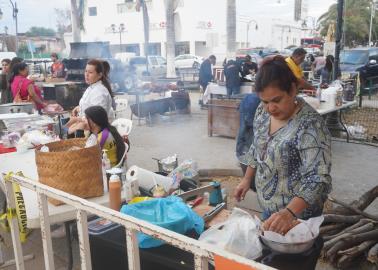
13, 79, 32, 103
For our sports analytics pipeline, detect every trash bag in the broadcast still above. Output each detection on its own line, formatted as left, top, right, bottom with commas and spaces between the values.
120, 196, 204, 248
199, 208, 262, 260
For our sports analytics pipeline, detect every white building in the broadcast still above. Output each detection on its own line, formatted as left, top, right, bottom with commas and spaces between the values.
76, 0, 308, 59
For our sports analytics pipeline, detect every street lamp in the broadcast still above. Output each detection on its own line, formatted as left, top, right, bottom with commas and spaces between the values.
0, 9, 3, 20
111, 23, 126, 53
280, 25, 291, 50
301, 16, 316, 34
246, 19, 258, 48
9, 0, 18, 52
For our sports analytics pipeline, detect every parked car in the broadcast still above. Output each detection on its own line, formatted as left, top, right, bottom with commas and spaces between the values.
340, 47, 378, 87
174, 54, 203, 69
127, 55, 167, 77
123, 55, 167, 91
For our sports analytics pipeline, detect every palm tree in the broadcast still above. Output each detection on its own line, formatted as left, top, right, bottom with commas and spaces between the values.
70, 0, 85, 42
136, 0, 150, 72
318, 0, 374, 47
226, 0, 236, 58
165, 0, 176, 78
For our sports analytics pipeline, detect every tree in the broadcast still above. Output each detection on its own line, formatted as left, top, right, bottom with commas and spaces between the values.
318, 0, 378, 47
165, 0, 176, 78
226, 0, 236, 58
70, 0, 86, 42
136, 0, 150, 72
55, 8, 72, 35
25, 27, 56, 37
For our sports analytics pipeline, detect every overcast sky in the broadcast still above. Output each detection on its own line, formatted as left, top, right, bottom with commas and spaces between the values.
0, 0, 335, 34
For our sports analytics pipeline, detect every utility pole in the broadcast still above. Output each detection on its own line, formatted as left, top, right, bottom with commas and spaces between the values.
369, 1, 375, 47
333, 0, 344, 81
9, 0, 18, 52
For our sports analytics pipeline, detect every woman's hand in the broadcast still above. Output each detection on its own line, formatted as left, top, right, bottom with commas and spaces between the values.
71, 106, 80, 117
234, 177, 252, 202
262, 209, 299, 235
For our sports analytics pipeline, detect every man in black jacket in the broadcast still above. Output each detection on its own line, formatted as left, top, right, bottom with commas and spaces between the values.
198, 55, 216, 91
224, 59, 241, 96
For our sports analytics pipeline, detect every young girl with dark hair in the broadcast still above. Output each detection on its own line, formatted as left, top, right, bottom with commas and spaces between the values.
85, 106, 125, 167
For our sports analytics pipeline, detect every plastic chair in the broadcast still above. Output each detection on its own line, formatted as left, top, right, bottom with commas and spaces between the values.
111, 118, 133, 136
115, 98, 128, 118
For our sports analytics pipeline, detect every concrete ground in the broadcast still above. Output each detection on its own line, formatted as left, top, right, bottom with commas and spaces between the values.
1, 92, 377, 269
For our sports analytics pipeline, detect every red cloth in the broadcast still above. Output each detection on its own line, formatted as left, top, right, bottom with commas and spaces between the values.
11, 75, 44, 110
0, 143, 16, 154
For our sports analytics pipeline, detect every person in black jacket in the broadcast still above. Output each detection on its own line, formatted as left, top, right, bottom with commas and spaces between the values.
198, 55, 216, 91
242, 54, 258, 79
224, 59, 241, 96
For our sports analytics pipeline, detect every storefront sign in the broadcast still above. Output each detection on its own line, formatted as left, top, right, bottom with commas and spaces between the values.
197, 21, 213, 29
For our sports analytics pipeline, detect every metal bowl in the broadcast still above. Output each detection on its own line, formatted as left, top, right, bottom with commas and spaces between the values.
260, 234, 316, 254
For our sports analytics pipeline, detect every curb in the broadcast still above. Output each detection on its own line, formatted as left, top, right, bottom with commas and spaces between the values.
198, 168, 243, 177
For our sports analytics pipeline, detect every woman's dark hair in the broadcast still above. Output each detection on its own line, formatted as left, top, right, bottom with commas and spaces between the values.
85, 106, 125, 164
325, 55, 334, 72
255, 55, 298, 94
10, 62, 28, 83
87, 59, 113, 97
1, 58, 11, 65
8, 57, 24, 84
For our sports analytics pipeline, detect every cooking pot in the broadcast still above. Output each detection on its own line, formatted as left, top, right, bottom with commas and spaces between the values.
260, 234, 316, 254
0, 103, 34, 114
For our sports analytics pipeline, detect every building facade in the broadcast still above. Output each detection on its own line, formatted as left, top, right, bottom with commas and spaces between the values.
77, 0, 308, 60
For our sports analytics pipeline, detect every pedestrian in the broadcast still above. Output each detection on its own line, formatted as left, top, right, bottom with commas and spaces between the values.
0, 58, 11, 104
320, 55, 335, 85
223, 59, 241, 96
50, 53, 66, 78
241, 55, 258, 79
198, 55, 216, 92
236, 92, 260, 184
285, 48, 315, 90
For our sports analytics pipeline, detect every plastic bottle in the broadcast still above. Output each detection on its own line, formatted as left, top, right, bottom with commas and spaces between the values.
102, 150, 111, 192
316, 82, 322, 102
109, 174, 122, 211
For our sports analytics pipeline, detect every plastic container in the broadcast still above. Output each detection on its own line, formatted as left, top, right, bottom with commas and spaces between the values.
109, 174, 122, 211
102, 150, 111, 192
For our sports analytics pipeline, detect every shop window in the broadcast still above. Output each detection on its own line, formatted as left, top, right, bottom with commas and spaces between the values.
88, 7, 97, 16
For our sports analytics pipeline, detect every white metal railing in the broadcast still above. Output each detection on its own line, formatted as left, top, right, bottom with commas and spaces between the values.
3, 174, 275, 270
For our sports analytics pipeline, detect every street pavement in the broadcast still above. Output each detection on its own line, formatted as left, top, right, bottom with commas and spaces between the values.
1, 92, 377, 269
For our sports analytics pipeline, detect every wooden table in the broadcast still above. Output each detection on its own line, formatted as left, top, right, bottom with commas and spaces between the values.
207, 98, 241, 139
0, 150, 125, 270
317, 100, 357, 142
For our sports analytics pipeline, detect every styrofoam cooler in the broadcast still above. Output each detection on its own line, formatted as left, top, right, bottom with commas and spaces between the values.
126, 165, 173, 192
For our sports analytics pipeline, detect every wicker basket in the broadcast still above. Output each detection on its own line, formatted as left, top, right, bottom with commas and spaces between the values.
35, 138, 104, 205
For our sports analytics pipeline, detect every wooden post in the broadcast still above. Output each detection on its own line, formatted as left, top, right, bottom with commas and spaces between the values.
37, 193, 55, 270
76, 210, 92, 270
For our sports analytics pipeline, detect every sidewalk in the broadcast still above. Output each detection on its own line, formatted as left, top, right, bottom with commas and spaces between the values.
2, 92, 377, 269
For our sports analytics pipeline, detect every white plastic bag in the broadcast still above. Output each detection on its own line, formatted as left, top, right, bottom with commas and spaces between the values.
199, 208, 262, 260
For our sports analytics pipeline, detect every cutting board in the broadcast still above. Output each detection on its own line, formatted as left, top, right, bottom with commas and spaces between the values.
193, 204, 230, 227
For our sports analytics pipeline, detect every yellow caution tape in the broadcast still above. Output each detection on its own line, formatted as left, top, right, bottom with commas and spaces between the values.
0, 172, 29, 243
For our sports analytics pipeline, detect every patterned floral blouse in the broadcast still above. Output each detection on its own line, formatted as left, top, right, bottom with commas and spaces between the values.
245, 99, 332, 220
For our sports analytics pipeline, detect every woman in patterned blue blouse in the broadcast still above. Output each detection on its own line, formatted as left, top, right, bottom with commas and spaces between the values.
234, 55, 332, 236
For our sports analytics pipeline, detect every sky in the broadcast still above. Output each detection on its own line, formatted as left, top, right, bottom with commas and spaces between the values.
0, 0, 336, 34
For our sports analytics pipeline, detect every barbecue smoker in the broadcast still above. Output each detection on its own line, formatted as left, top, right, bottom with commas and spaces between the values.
63, 42, 127, 92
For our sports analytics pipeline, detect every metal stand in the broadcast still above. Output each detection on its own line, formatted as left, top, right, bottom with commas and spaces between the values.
325, 111, 350, 142
0, 242, 34, 269
65, 221, 73, 270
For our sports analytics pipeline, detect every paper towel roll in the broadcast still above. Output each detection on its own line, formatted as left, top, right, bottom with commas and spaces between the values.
126, 165, 173, 192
